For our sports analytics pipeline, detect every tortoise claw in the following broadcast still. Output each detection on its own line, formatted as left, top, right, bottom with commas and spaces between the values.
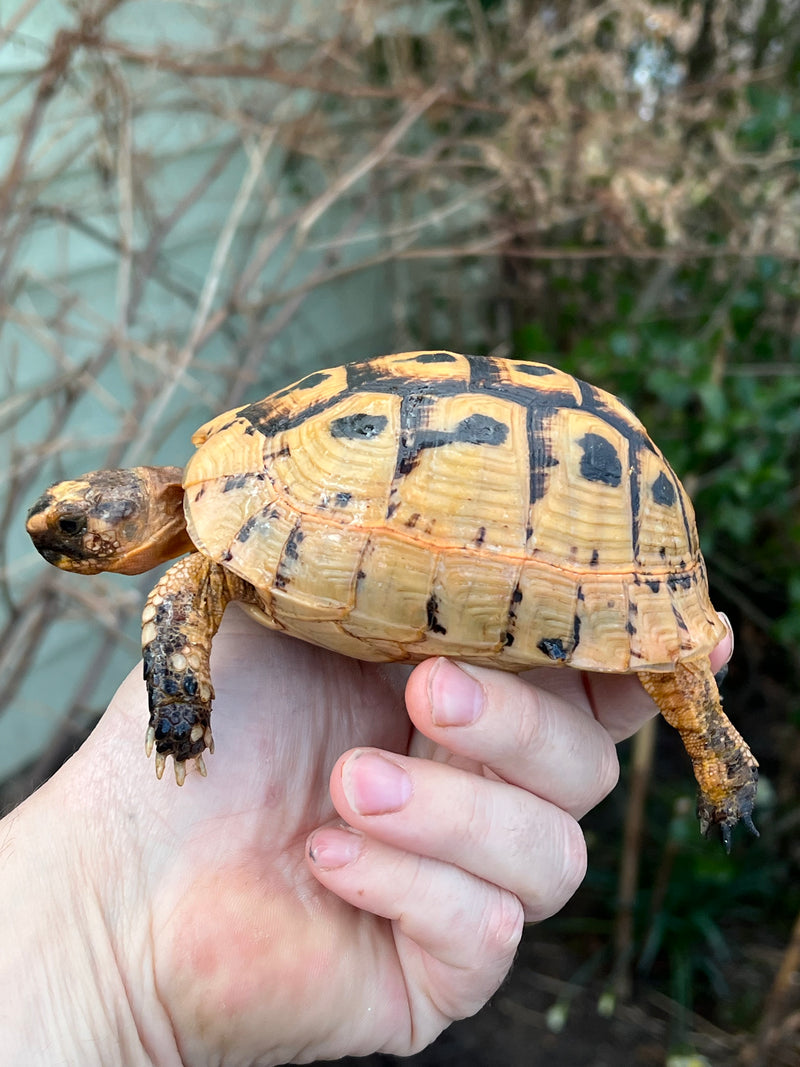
720, 822, 733, 854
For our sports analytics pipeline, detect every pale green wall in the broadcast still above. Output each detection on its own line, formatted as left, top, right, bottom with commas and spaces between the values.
0, 0, 494, 780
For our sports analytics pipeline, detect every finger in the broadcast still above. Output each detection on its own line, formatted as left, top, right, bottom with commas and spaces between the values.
325, 748, 587, 921
307, 823, 523, 1028
405, 658, 619, 818
710, 612, 734, 675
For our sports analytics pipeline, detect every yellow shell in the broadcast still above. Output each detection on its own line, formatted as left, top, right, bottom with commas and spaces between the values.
183, 351, 725, 673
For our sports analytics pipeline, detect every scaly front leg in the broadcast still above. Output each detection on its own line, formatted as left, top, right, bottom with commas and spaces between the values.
141, 552, 258, 784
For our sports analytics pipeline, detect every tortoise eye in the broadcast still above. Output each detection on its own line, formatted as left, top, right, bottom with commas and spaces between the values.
58, 516, 86, 536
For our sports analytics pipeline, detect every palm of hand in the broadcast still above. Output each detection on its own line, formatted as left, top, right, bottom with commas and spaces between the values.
90, 609, 471, 1063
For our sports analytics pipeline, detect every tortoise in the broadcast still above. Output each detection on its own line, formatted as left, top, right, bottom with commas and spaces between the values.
26, 351, 757, 845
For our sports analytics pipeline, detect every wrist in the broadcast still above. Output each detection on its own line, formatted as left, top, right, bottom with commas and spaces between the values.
0, 770, 164, 1066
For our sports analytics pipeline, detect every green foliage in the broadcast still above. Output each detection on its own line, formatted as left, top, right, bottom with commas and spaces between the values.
514, 254, 800, 657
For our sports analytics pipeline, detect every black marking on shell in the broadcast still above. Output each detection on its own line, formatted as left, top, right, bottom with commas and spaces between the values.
475, 526, 486, 546
672, 605, 690, 632
517, 364, 556, 376
625, 439, 642, 561
526, 406, 559, 504
578, 433, 622, 487
394, 397, 508, 479
330, 412, 389, 440
572, 613, 582, 651
239, 399, 313, 438
645, 578, 661, 593
504, 583, 523, 647
395, 393, 434, 477
590, 548, 600, 566
456, 413, 509, 445
236, 515, 259, 543
284, 523, 304, 561
537, 615, 581, 662
406, 512, 420, 528
667, 573, 693, 591
465, 353, 505, 391
335, 491, 352, 507
652, 470, 677, 506
274, 520, 304, 589
297, 371, 331, 390
411, 352, 458, 363
538, 637, 569, 661
426, 594, 447, 635
224, 473, 249, 493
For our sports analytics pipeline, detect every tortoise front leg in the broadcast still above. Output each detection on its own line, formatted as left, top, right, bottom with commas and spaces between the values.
141, 552, 258, 784
640, 657, 758, 849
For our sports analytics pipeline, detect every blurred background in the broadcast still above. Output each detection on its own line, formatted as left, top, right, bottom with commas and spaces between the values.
1, 1, 798, 1063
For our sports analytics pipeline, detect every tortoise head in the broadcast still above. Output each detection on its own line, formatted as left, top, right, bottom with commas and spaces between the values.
26, 466, 194, 575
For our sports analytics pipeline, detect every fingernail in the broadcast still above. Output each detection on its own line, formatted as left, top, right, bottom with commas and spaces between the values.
718, 612, 734, 657
430, 658, 485, 727
342, 751, 412, 815
308, 826, 362, 869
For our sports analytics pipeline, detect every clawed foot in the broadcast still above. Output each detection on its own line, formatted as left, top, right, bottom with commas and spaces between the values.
145, 704, 215, 785
698, 768, 759, 852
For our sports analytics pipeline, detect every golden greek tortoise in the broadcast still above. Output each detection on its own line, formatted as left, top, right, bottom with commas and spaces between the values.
26, 352, 757, 847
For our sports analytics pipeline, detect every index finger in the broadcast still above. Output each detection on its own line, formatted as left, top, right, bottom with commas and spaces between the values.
405, 658, 620, 819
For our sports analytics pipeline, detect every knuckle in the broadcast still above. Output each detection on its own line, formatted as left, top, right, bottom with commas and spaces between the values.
595, 740, 621, 800
552, 816, 588, 909
526, 814, 588, 922
508, 684, 549, 755
477, 887, 525, 961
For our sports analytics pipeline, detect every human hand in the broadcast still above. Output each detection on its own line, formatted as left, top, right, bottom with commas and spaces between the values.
0, 607, 733, 1066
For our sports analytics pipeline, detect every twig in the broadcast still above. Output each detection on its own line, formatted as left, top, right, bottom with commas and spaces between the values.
611, 716, 657, 1000
123, 129, 276, 466
98, 39, 506, 115
747, 906, 800, 1064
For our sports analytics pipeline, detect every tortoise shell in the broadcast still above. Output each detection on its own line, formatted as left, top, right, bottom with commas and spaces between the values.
182, 350, 725, 673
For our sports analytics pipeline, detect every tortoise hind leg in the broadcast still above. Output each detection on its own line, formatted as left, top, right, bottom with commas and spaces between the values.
640, 658, 758, 850
141, 552, 258, 784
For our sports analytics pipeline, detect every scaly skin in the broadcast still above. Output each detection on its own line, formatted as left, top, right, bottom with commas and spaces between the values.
640, 657, 759, 850
142, 552, 260, 783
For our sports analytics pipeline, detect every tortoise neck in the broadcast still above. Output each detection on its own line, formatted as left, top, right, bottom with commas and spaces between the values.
115, 466, 194, 573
